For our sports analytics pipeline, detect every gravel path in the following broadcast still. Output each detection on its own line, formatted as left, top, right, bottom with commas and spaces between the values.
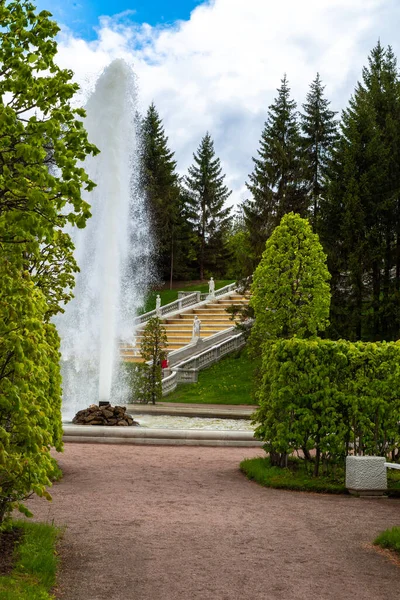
27, 444, 400, 600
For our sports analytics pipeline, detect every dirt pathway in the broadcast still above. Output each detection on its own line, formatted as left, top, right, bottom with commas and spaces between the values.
27, 444, 400, 600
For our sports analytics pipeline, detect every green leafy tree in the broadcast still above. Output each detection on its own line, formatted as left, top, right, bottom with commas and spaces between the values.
0, 1, 98, 523
140, 103, 189, 285
250, 213, 331, 469
139, 317, 168, 404
184, 132, 232, 280
300, 73, 338, 228
0, 1, 98, 316
0, 260, 63, 523
250, 213, 331, 345
244, 76, 307, 265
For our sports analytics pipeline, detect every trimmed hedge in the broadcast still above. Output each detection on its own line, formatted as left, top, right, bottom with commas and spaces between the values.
253, 338, 400, 474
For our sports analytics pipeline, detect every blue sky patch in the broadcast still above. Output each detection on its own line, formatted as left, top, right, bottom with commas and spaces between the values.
35, 0, 204, 39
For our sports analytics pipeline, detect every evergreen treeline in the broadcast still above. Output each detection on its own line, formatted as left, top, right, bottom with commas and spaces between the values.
139, 106, 232, 283
140, 42, 400, 342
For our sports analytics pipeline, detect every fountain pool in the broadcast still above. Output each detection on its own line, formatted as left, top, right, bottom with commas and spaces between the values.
132, 414, 254, 431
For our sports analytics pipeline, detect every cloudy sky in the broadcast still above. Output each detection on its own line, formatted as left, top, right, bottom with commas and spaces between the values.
35, 0, 400, 205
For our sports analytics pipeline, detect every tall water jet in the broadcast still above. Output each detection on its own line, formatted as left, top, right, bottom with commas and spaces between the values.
56, 60, 152, 418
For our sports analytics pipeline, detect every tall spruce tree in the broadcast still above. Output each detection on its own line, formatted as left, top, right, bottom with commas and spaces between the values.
244, 75, 307, 266
322, 42, 400, 340
183, 133, 232, 280
300, 73, 338, 228
140, 103, 184, 285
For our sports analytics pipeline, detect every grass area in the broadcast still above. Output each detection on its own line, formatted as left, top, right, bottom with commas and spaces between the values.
141, 279, 234, 313
240, 456, 400, 495
387, 468, 400, 496
240, 456, 347, 494
374, 527, 400, 555
0, 520, 61, 600
161, 348, 260, 405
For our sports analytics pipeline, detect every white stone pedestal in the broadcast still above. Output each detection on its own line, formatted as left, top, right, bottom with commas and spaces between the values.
345, 456, 387, 496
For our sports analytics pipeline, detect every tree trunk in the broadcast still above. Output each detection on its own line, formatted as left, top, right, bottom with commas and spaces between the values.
372, 261, 380, 340
313, 447, 321, 477
354, 273, 363, 340
200, 234, 205, 281
169, 232, 174, 290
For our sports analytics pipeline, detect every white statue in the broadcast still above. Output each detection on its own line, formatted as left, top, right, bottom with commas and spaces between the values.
192, 315, 201, 341
156, 294, 161, 316
208, 277, 215, 297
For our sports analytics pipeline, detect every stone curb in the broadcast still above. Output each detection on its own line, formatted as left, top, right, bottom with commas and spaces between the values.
63, 424, 263, 447
63, 436, 263, 447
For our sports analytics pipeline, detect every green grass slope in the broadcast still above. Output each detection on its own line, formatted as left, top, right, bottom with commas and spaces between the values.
161, 348, 259, 405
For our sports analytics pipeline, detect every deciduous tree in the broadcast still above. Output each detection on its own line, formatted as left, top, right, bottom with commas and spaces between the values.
250, 212, 331, 345
0, 0, 97, 522
139, 317, 168, 404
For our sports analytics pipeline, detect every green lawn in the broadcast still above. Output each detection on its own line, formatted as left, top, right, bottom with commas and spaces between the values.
141, 279, 234, 313
374, 527, 400, 555
161, 348, 260, 405
0, 520, 61, 600
240, 456, 400, 496
240, 456, 347, 494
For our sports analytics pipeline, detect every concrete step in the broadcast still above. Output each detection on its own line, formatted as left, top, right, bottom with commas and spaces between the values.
164, 317, 232, 324
179, 312, 231, 318
191, 310, 232, 316
213, 301, 248, 307
121, 356, 146, 363
225, 295, 249, 300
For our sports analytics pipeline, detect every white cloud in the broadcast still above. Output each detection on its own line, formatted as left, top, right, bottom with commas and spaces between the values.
54, 0, 400, 205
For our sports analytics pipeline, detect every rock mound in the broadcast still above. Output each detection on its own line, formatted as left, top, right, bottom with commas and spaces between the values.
72, 404, 138, 426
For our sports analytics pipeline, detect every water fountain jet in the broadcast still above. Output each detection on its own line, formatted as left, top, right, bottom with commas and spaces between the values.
56, 59, 152, 419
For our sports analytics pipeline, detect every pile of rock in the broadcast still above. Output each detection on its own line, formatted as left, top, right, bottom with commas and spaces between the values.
72, 404, 138, 426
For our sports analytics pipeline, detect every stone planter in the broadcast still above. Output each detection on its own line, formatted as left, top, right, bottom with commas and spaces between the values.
345, 456, 387, 496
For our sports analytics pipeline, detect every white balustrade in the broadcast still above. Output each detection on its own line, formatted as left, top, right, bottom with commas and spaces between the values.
133, 282, 238, 327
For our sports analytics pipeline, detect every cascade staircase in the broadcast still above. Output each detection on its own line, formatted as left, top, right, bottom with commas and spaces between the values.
120, 290, 249, 363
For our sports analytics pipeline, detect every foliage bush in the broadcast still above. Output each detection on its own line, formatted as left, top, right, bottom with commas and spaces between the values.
253, 337, 400, 475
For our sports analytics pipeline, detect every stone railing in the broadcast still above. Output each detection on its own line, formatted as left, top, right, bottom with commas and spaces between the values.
133, 282, 237, 326
133, 292, 200, 326
385, 462, 400, 470
161, 332, 245, 396
199, 282, 237, 301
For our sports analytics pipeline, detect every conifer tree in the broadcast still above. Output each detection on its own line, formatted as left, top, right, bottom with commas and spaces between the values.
140, 103, 184, 285
300, 73, 338, 228
322, 42, 400, 340
183, 133, 232, 279
244, 75, 306, 266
